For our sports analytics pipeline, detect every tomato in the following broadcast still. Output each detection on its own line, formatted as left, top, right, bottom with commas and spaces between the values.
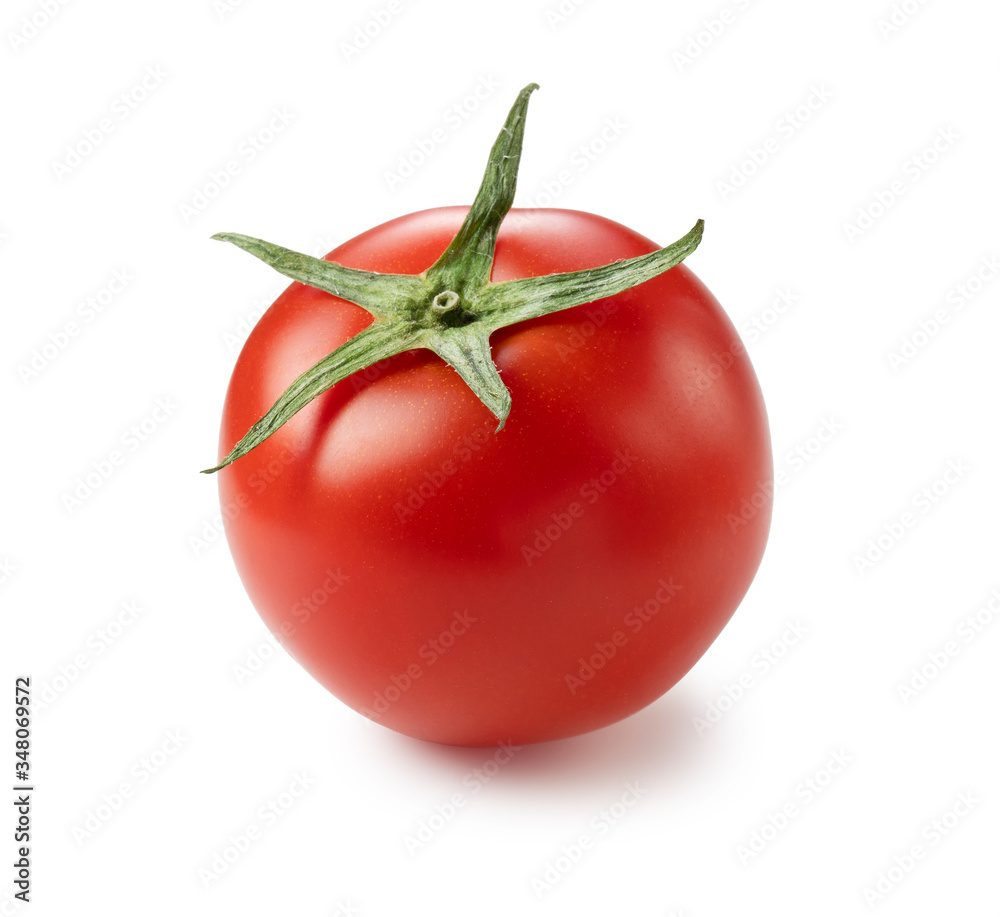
216, 203, 772, 746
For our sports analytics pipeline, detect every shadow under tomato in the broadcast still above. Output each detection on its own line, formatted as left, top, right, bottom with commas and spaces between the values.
376, 687, 710, 793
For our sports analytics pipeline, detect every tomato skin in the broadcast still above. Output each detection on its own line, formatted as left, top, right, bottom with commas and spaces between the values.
218, 206, 772, 747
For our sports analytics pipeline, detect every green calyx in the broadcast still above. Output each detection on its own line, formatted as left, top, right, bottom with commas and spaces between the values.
203, 83, 703, 474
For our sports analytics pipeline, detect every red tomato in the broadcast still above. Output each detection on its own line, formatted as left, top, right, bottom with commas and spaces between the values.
218, 205, 771, 746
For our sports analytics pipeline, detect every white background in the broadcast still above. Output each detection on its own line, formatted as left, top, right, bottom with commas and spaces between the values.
2, 0, 998, 914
